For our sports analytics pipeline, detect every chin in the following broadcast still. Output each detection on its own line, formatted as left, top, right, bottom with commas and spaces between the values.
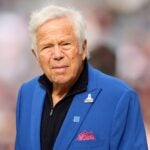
53, 77, 70, 85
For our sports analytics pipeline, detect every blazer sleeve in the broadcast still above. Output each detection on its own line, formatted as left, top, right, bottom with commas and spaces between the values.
15, 85, 24, 150
110, 90, 148, 150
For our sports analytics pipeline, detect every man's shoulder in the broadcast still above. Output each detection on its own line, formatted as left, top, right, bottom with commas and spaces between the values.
89, 66, 139, 108
17, 76, 42, 106
20, 75, 41, 91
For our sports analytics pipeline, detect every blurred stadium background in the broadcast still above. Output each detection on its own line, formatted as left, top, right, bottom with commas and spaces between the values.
0, 0, 150, 149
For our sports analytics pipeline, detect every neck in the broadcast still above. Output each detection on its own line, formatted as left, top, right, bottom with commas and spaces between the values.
52, 83, 71, 106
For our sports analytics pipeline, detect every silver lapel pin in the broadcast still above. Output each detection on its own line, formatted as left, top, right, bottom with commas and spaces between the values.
84, 93, 94, 103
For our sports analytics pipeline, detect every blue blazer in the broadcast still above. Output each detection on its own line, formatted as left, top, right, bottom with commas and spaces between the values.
15, 64, 148, 150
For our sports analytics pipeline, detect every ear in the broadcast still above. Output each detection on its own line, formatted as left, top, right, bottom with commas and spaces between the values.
81, 39, 87, 60
32, 49, 38, 59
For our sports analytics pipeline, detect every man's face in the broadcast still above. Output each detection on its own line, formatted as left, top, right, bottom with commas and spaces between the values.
35, 17, 87, 86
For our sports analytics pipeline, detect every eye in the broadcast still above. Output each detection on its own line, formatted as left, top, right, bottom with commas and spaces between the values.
61, 42, 71, 49
62, 43, 71, 46
63, 43, 70, 45
41, 45, 53, 51
44, 46, 50, 49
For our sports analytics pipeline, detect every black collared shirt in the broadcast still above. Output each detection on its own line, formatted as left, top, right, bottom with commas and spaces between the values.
39, 62, 88, 150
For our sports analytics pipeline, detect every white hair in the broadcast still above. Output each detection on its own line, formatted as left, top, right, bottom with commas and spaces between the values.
29, 5, 87, 52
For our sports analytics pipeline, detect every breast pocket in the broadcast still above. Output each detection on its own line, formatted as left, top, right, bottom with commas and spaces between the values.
69, 139, 106, 150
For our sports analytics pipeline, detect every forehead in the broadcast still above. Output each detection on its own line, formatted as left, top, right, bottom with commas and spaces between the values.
37, 17, 75, 35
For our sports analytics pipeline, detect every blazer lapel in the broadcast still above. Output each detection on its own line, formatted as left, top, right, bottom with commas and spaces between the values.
30, 84, 46, 150
54, 88, 102, 150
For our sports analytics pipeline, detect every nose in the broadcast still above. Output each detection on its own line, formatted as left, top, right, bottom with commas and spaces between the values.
52, 45, 64, 60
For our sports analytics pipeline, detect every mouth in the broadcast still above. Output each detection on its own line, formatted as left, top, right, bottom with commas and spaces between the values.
52, 65, 69, 73
52, 65, 68, 69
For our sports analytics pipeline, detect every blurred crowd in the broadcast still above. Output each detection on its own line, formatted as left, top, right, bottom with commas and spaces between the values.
0, 0, 150, 149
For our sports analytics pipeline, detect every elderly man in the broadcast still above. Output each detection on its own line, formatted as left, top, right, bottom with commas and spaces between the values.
15, 5, 148, 150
